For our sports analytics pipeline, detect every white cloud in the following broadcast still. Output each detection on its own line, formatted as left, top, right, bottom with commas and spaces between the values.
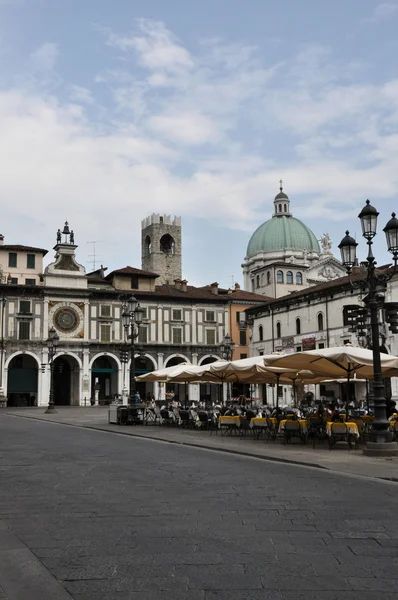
29, 42, 59, 71
372, 2, 398, 19
1, 19, 398, 274
69, 85, 94, 105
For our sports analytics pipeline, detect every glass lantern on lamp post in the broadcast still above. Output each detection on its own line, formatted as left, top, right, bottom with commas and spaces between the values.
122, 296, 144, 404
45, 326, 59, 413
219, 333, 235, 404
338, 200, 398, 456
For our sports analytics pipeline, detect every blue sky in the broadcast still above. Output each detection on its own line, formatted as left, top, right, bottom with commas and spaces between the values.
1, 0, 398, 286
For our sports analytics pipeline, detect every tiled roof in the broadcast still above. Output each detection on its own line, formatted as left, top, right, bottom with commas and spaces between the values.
106, 266, 159, 279
0, 244, 48, 256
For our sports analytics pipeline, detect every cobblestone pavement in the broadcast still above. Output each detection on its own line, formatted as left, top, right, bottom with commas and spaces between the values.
1, 414, 398, 600
5, 407, 398, 481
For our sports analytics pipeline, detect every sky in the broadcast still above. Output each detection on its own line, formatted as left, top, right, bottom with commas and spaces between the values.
0, 0, 398, 287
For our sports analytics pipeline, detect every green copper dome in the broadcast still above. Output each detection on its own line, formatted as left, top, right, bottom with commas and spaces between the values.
246, 216, 320, 258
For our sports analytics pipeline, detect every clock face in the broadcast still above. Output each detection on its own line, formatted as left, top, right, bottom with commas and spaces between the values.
54, 307, 79, 333
49, 302, 84, 338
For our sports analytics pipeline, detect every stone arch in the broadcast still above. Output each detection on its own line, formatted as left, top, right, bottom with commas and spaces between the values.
6, 352, 40, 407
144, 235, 151, 256
160, 234, 175, 255
198, 354, 220, 365
89, 352, 122, 371
129, 354, 158, 401
164, 354, 190, 367
55, 351, 83, 370
5, 350, 40, 370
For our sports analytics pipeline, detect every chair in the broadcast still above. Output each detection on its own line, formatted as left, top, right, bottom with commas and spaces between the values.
393, 421, 398, 441
329, 422, 353, 450
239, 416, 252, 438
179, 409, 194, 428
308, 417, 326, 449
160, 409, 174, 426
265, 417, 277, 442
198, 411, 210, 430
283, 420, 303, 444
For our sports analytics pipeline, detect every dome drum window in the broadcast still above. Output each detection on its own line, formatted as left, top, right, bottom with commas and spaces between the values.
277, 270, 284, 284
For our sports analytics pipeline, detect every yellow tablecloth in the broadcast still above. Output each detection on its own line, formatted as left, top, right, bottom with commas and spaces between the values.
326, 421, 359, 438
219, 416, 240, 427
250, 417, 272, 429
279, 419, 308, 434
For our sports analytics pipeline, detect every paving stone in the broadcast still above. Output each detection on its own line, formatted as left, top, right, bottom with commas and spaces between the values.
1, 415, 398, 600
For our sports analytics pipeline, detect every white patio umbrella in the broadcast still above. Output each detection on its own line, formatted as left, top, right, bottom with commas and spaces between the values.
263, 346, 398, 380
263, 346, 398, 412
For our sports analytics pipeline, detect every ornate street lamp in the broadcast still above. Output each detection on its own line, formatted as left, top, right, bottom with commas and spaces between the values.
0, 290, 7, 407
45, 326, 59, 413
122, 296, 144, 403
219, 333, 235, 404
338, 200, 398, 456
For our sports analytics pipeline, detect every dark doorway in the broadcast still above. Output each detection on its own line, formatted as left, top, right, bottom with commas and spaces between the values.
91, 356, 118, 403
53, 356, 80, 405
132, 355, 155, 401
7, 354, 38, 406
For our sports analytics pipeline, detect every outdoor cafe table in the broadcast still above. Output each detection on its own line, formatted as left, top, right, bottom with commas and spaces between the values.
278, 419, 308, 434
326, 421, 359, 438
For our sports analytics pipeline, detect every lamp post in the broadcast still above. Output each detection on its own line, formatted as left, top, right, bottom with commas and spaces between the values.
338, 201, 398, 456
0, 290, 7, 407
121, 296, 144, 403
45, 326, 59, 414
219, 333, 235, 404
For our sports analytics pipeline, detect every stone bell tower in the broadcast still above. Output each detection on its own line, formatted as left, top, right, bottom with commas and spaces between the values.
141, 214, 182, 285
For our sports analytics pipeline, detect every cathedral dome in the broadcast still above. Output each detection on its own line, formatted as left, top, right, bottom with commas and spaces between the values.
246, 216, 320, 257
246, 183, 320, 258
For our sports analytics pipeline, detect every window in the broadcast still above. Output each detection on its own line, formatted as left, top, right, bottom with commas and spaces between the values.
240, 353, 247, 359
284, 203, 287, 212
100, 323, 111, 342
277, 270, 284, 283
8, 252, 17, 267
256, 275, 260, 288
318, 343, 325, 349
10, 277, 18, 285
261, 272, 265, 285
317, 312, 324, 331
172, 328, 182, 344
140, 307, 148, 319
172, 309, 182, 321
205, 310, 215, 322
25, 278, 36, 286
239, 330, 247, 346
296, 318, 301, 335
251, 279, 255, 292
296, 272, 303, 285
100, 305, 111, 318
296, 345, 302, 352
276, 321, 281, 338
259, 351, 264, 356
130, 275, 138, 289
26, 254, 35, 269
18, 321, 30, 340
286, 271, 293, 284
279, 204, 282, 212
267, 271, 271, 285
343, 339, 350, 345
206, 329, 216, 345
138, 327, 148, 344
343, 304, 360, 327
19, 300, 31, 314
258, 325, 263, 341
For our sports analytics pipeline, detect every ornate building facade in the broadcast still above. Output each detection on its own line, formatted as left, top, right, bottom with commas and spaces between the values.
0, 216, 264, 407
242, 183, 346, 298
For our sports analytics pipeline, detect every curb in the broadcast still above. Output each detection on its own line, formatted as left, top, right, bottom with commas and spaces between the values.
84, 424, 329, 471
3, 412, 398, 483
